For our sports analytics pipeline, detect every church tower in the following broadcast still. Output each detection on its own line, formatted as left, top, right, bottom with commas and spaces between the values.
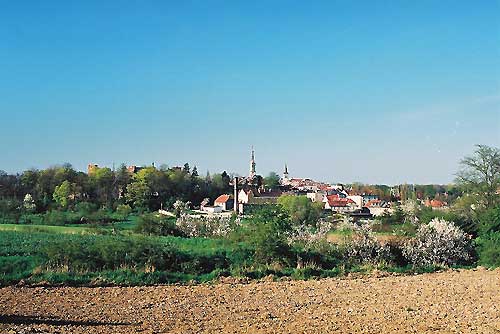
283, 163, 289, 182
249, 146, 256, 178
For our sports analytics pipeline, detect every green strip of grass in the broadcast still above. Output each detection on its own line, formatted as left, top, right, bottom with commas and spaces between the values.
0, 224, 97, 235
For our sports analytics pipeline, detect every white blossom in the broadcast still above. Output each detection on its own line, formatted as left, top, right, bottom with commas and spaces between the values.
23, 194, 36, 212
175, 214, 239, 237
346, 224, 390, 264
403, 218, 472, 267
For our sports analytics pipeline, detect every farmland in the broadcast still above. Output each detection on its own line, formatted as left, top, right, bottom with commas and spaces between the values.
1, 268, 498, 334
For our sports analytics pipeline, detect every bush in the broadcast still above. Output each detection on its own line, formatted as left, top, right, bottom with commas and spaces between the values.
175, 214, 237, 237
115, 204, 132, 220
293, 240, 343, 270
42, 210, 81, 225
403, 218, 473, 267
346, 225, 390, 265
74, 202, 99, 215
418, 206, 474, 236
478, 206, 500, 235
475, 232, 500, 267
84, 209, 120, 225
41, 236, 229, 274
234, 207, 294, 266
135, 214, 181, 236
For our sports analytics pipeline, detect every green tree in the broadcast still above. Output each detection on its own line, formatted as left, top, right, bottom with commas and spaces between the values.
277, 195, 323, 227
115, 164, 132, 200
263, 172, 281, 189
233, 205, 293, 265
89, 167, 114, 207
126, 180, 150, 211
456, 144, 500, 208
53, 180, 77, 209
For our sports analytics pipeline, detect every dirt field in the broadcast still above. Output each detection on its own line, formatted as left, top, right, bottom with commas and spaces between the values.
1, 269, 499, 334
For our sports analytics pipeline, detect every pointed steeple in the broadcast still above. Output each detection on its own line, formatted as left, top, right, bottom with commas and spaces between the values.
249, 146, 256, 178
283, 163, 289, 182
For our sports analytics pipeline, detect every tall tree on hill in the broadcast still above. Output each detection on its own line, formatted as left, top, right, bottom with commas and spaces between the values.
456, 145, 500, 208
114, 164, 132, 201
264, 172, 281, 190
89, 167, 114, 208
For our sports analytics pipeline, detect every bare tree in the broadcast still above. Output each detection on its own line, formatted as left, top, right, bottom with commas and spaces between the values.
456, 145, 500, 208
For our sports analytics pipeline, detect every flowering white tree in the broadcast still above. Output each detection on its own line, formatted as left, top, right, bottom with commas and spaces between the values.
346, 224, 390, 264
403, 218, 472, 267
172, 200, 191, 217
23, 194, 36, 213
286, 219, 335, 247
176, 214, 239, 237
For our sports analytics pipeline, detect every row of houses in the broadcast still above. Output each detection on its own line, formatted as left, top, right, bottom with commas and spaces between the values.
203, 185, 393, 217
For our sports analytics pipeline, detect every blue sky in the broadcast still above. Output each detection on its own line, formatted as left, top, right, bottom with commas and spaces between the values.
1, 1, 499, 184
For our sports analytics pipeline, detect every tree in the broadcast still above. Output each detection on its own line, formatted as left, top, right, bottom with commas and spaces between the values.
115, 164, 132, 200
263, 172, 281, 190
125, 167, 170, 211
191, 166, 199, 178
23, 194, 36, 213
126, 179, 150, 211
53, 180, 77, 209
456, 145, 500, 208
89, 167, 114, 207
277, 195, 323, 227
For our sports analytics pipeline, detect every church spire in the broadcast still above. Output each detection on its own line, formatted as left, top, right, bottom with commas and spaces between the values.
249, 146, 256, 178
283, 163, 289, 182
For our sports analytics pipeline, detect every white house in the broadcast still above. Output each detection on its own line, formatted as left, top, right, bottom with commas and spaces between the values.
347, 195, 363, 209
323, 195, 357, 212
214, 194, 234, 211
364, 200, 392, 216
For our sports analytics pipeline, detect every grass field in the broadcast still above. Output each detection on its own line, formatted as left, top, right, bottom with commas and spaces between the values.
0, 216, 444, 286
0, 224, 98, 235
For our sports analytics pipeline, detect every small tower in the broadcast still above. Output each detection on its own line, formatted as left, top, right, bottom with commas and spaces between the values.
249, 146, 256, 178
283, 163, 289, 183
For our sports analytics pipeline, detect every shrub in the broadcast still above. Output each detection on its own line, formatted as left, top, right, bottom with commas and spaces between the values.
346, 224, 390, 265
172, 200, 190, 217
478, 206, 500, 235
286, 219, 335, 247
41, 236, 215, 273
42, 210, 81, 225
293, 240, 343, 270
475, 232, 500, 267
175, 214, 237, 237
235, 207, 294, 266
74, 202, 98, 215
115, 204, 132, 219
135, 214, 181, 237
403, 218, 473, 267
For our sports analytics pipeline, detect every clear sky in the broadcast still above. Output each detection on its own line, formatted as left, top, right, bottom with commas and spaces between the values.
1, 1, 499, 184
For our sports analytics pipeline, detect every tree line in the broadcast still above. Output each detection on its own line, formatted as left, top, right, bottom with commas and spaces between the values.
0, 163, 232, 220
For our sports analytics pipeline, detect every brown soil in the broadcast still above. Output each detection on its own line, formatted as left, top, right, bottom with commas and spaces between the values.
1, 269, 499, 334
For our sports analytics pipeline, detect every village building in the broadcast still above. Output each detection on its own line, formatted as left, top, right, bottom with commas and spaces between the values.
347, 195, 363, 209
214, 194, 234, 211
364, 199, 392, 216
424, 198, 448, 210
323, 195, 357, 212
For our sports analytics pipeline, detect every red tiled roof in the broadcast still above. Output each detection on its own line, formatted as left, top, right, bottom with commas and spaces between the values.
214, 194, 231, 204
364, 199, 381, 208
430, 199, 446, 207
327, 196, 354, 207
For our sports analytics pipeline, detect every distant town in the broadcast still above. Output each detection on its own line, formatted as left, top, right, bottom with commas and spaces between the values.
87, 147, 453, 218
